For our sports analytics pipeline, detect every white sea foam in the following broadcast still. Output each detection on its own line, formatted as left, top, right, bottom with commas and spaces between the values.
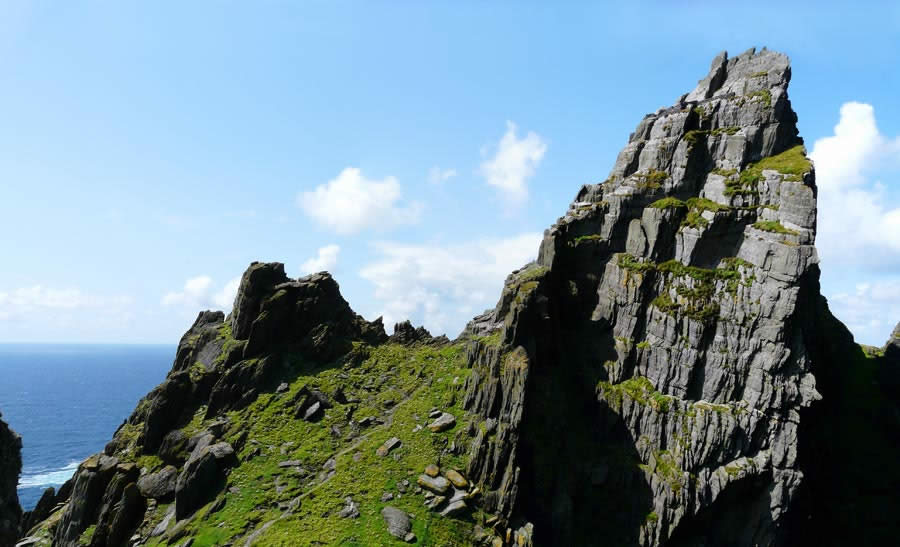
18, 461, 80, 488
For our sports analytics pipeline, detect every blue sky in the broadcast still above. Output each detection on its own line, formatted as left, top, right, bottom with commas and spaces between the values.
1, 1, 899, 345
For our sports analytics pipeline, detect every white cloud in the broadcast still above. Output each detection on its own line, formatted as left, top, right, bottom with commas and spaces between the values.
300, 244, 340, 274
0, 286, 132, 322
811, 102, 900, 266
298, 167, 423, 235
162, 275, 240, 312
829, 280, 900, 346
428, 166, 457, 184
359, 232, 543, 337
479, 121, 547, 205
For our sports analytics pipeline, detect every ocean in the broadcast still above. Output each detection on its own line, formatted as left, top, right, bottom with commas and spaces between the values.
0, 344, 174, 510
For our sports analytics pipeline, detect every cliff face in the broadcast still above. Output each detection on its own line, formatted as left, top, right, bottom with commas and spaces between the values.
460, 47, 820, 546
16, 49, 900, 547
0, 413, 22, 547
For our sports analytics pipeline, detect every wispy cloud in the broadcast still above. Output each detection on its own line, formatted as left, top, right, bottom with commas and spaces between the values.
298, 167, 422, 235
162, 275, 240, 312
427, 166, 457, 184
811, 102, 900, 267
479, 121, 547, 206
300, 244, 340, 274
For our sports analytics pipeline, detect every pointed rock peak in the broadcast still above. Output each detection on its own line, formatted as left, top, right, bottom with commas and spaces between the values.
686, 47, 791, 103
230, 262, 290, 339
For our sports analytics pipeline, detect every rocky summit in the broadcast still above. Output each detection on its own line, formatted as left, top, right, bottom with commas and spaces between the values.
9, 48, 900, 546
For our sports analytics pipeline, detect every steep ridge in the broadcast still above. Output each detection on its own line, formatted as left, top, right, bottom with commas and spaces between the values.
460, 47, 820, 546
13, 49, 900, 546
0, 413, 22, 547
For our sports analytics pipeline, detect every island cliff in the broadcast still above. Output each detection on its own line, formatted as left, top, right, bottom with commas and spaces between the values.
1, 413, 22, 547
10, 48, 900, 546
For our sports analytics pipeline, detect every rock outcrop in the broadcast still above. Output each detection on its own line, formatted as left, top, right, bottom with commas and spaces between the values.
458, 47, 844, 546
17, 49, 900, 547
0, 413, 22, 547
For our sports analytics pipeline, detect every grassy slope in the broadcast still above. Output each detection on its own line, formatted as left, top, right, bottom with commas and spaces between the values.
132, 339, 481, 546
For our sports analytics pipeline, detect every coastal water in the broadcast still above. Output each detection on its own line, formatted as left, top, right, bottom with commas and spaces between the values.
0, 344, 174, 510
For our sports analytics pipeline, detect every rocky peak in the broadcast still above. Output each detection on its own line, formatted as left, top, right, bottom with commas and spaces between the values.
460, 48, 823, 546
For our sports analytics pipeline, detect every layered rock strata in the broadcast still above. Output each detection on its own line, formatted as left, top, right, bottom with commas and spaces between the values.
460, 47, 824, 546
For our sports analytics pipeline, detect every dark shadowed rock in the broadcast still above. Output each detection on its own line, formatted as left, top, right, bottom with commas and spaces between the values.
175, 442, 237, 520
54, 455, 120, 545
885, 322, 900, 363
158, 430, 189, 465
0, 413, 22, 547
231, 262, 289, 340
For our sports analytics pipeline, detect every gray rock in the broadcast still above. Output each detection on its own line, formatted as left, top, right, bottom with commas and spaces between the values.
427, 413, 456, 433
137, 465, 178, 499
338, 497, 360, 518
175, 442, 237, 520
376, 437, 402, 457
416, 474, 450, 494
440, 499, 467, 517
381, 506, 412, 539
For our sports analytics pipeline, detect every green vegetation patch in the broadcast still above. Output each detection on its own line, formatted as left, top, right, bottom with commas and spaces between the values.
574, 234, 604, 245
730, 145, 811, 197
597, 376, 673, 414
753, 220, 798, 235
633, 169, 669, 190
649, 197, 686, 210
144, 342, 479, 546
684, 126, 739, 146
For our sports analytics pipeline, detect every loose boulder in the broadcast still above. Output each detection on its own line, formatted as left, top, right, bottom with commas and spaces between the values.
175, 442, 237, 519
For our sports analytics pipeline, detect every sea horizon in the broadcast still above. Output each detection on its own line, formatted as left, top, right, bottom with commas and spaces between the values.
0, 343, 175, 510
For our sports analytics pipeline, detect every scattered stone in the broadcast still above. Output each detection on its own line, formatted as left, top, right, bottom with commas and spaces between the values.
150, 505, 176, 537
424, 464, 440, 477
358, 416, 374, 427
279, 441, 295, 455
397, 479, 409, 493
428, 409, 442, 419
322, 457, 336, 471
424, 495, 446, 510
445, 469, 468, 489
376, 437, 402, 457
303, 401, 323, 422
276, 382, 289, 393
242, 520, 275, 547
404, 532, 417, 543
330, 425, 342, 438
412, 424, 423, 433
381, 492, 394, 502
416, 474, 450, 494
381, 506, 412, 540
353, 451, 362, 462
338, 497, 360, 518
278, 460, 302, 468
440, 499, 467, 517
427, 412, 456, 433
